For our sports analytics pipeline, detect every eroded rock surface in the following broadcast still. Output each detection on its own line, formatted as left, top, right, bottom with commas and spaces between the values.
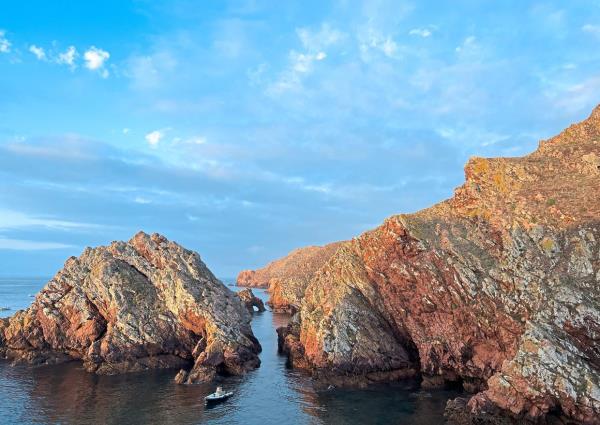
0, 232, 261, 384
238, 288, 266, 313
279, 106, 600, 423
237, 243, 343, 313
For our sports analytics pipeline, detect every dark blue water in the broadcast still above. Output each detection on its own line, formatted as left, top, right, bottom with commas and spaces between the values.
0, 278, 460, 424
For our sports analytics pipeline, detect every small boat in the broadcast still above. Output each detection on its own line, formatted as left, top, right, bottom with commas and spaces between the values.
205, 386, 233, 404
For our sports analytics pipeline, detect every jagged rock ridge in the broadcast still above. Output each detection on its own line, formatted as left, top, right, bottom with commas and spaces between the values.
0, 232, 261, 384
279, 106, 600, 424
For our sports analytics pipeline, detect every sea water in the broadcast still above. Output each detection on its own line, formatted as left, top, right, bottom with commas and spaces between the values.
0, 278, 460, 424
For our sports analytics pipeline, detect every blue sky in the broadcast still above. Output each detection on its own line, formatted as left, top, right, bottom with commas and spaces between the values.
1, 0, 600, 277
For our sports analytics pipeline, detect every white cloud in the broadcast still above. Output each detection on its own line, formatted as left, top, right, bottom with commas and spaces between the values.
145, 130, 164, 147
409, 28, 432, 38
84, 46, 110, 77
315, 51, 327, 60
0, 30, 11, 53
0, 238, 75, 251
134, 196, 151, 204
122, 128, 130, 134
56, 46, 77, 69
29, 45, 46, 60
582, 24, 600, 37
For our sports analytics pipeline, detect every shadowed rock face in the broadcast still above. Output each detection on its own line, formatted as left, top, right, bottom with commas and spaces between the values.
0, 232, 261, 384
238, 288, 266, 313
279, 106, 600, 424
237, 243, 344, 313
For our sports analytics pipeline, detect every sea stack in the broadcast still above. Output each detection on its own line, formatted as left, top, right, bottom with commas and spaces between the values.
278, 106, 600, 423
237, 288, 266, 313
0, 232, 261, 384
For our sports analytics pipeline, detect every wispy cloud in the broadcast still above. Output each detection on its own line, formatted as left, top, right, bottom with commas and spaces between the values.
28, 44, 46, 60
0, 209, 101, 231
268, 23, 343, 94
0, 29, 11, 53
134, 196, 151, 204
582, 24, 600, 37
358, 28, 399, 59
409, 28, 433, 38
56, 45, 77, 69
0, 238, 75, 251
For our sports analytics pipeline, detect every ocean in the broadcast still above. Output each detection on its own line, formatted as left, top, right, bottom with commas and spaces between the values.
0, 278, 460, 424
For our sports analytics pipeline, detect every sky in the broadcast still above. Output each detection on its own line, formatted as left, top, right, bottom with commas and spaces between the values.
1, 0, 600, 278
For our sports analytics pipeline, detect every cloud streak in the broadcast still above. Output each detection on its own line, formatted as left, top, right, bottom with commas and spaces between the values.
0, 238, 75, 251
0, 208, 102, 232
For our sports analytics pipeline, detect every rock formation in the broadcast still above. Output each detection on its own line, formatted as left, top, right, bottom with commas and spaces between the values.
237, 288, 266, 313
279, 106, 600, 423
0, 232, 261, 384
237, 243, 343, 313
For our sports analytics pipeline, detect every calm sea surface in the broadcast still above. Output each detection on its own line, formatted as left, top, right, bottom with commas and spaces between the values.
0, 278, 460, 424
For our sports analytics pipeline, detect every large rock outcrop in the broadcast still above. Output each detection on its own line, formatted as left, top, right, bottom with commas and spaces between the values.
279, 106, 600, 423
237, 243, 343, 313
0, 232, 261, 384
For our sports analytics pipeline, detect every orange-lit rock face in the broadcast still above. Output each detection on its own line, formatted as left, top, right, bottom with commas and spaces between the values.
0, 232, 261, 384
237, 243, 344, 312
280, 106, 600, 423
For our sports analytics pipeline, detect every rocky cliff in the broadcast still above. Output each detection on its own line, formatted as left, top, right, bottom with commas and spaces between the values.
237, 242, 343, 313
0, 232, 261, 384
279, 106, 600, 423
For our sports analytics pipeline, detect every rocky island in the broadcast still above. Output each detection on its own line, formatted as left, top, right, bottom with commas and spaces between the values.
276, 106, 600, 424
0, 232, 261, 384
